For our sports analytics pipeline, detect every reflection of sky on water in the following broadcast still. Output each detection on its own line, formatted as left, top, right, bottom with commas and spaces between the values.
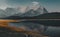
45, 26, 60, 37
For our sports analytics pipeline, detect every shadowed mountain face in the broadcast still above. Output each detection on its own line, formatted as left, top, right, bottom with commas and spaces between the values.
5, 8, 22, 16
20, 8, 48, 17
0, 9, 6, 18
0, 7, 22, 18
20, 9, 40, 17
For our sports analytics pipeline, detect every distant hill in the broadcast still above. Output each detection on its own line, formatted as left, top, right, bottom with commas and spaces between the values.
34, 12, 60, 19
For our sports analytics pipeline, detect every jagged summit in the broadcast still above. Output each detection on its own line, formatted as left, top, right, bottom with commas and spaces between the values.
0, 7, 22, 18
20, 2, 48, 17
18, 2, 48, 17
5, 7, 22, 16
0, 9, 6, 18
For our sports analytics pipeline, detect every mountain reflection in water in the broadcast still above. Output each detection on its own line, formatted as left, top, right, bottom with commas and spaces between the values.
8, 22, 44, 32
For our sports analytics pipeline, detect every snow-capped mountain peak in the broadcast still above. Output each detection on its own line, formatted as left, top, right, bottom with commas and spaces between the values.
25, 2, 41, 11
21, 2, 48, 17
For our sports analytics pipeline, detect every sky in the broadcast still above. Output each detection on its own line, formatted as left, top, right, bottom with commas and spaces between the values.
0, 0, 60, 12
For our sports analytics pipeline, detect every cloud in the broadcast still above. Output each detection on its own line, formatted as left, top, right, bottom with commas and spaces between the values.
5, 0, 40, 7
0, 0, 8, 9
30, 1, 40, 10
32, 1, 39, 6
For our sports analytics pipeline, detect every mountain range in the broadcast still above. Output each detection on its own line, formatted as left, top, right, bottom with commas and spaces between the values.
0, 2, 48, 19
3, 6, 48, 19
